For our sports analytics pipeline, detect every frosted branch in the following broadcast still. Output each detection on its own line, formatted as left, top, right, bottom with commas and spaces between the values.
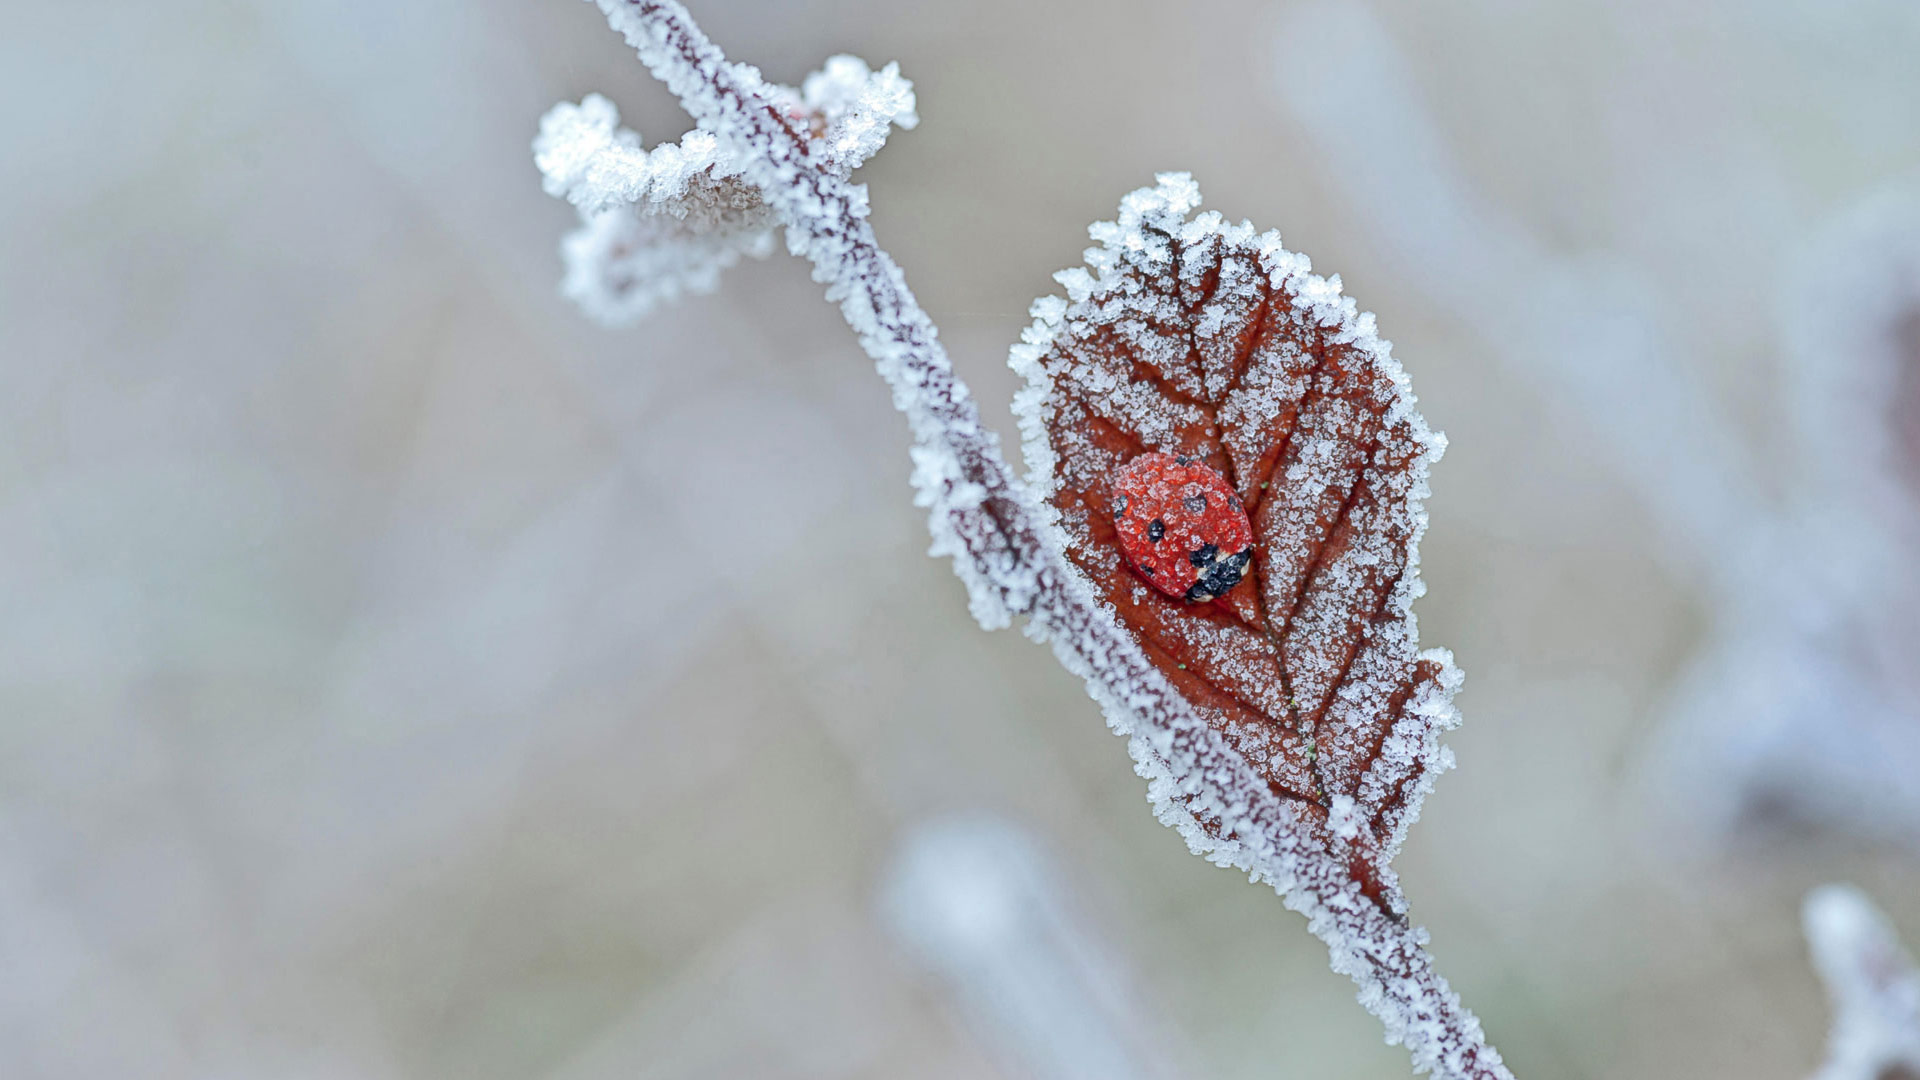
533, 54, 915, 325
547, 2, 1511, 1074
1805, 885, 1920, 1080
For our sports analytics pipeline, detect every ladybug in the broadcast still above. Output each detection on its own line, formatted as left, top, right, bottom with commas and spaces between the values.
1110, 452, 1255, 603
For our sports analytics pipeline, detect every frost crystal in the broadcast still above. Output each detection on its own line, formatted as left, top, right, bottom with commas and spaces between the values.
533, 55, 915, 325
1804, 885, 1920, 1080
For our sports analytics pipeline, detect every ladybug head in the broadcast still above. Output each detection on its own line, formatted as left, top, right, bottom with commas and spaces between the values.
1183, 543, 1254, 603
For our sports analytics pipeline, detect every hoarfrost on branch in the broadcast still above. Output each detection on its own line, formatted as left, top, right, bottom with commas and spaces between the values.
534, 52, 916, 325
536, 3, 1510, 1075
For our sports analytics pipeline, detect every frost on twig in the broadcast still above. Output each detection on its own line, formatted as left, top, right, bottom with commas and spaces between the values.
541, 3, 1509, 1075
533, 55, 916, 325
1804, 885, 1920, 1080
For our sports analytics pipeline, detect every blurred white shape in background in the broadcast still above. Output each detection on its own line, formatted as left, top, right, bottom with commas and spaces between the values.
881, 816, 1184, 1080
1659, 184, 1920, 849
1273, 0, 1920, 851
1804, 884, 1920, 1080
1271, 0, 1767, 585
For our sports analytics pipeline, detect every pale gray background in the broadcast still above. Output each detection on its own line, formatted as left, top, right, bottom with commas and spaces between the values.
5, 1, 1919, 1077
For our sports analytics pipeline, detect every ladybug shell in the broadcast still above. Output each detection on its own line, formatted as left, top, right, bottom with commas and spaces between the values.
1110, 453, 1255, 603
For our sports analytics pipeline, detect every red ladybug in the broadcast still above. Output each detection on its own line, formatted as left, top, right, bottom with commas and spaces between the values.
1110, 452, 1254, 603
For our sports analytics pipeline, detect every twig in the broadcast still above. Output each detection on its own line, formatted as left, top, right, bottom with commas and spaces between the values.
573, 2, 1513, 1074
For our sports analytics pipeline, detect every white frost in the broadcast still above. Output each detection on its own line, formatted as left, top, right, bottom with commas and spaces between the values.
533, 55, 915, 325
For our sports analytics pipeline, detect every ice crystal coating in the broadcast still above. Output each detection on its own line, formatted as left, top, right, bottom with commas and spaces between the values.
560, 4, 1508, 1075
532, 55, 916, 325
1011, 173, 1461, 880
1804, 885, 1920, 1080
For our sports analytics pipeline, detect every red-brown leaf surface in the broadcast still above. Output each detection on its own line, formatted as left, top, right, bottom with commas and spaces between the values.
1013, 176, 1458, 902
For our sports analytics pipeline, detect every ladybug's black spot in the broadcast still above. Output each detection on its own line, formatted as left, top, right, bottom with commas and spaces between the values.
1188, 542, 1220, 568
1184, 548, 1252, 603
1184, 492, 1207, 512
1147, 518, 1165, 542
1228, 494, 1242, 511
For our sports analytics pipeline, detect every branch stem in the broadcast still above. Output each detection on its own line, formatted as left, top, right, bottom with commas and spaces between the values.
589, 3, 1512, 1075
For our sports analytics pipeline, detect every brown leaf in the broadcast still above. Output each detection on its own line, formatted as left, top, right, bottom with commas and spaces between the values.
1013, 176, 1457, 903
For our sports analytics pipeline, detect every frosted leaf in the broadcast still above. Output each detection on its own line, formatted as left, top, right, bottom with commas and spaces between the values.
532, 56, 915, 326
1013, 173, 1460, 890
1804, 885, 1920, 1080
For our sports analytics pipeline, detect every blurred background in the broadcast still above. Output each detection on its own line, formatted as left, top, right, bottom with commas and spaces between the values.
7, 1, 1920, 1077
